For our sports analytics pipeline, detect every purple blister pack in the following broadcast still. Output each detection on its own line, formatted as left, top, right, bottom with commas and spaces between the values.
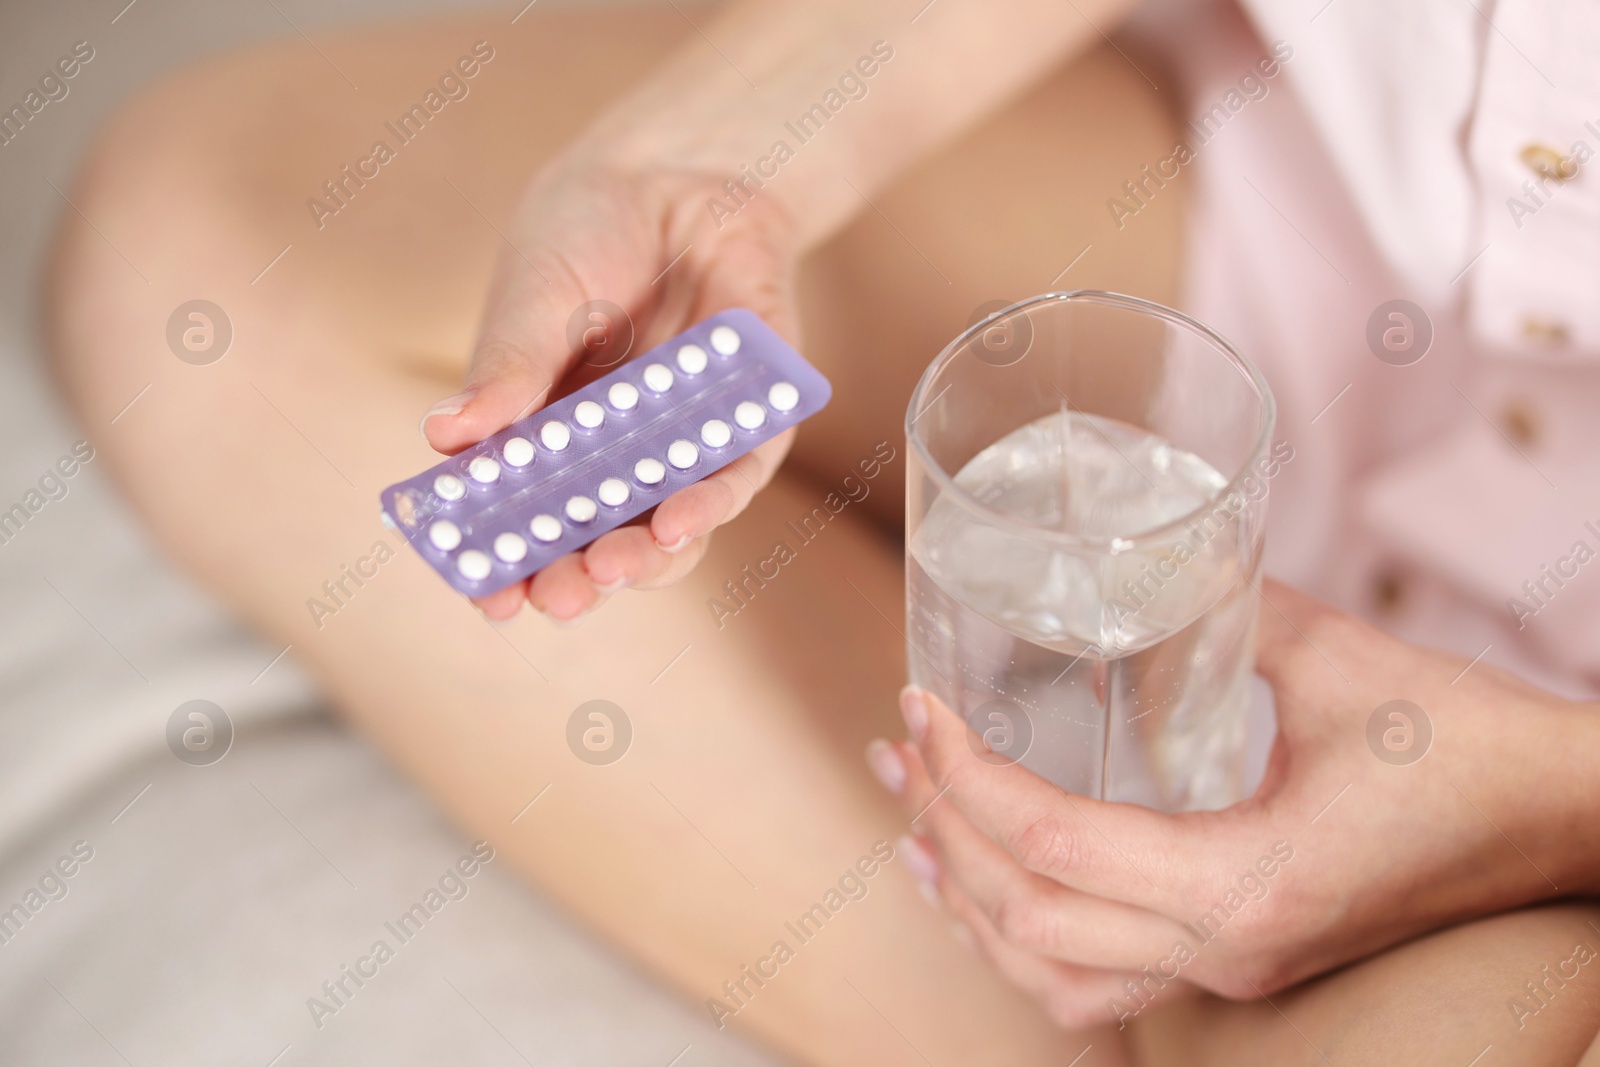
380, 309, 832, 597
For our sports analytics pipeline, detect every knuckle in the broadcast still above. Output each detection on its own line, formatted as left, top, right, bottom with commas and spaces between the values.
1007, 813, 1080, 879
1198, 947, 1295, 1001
1300, 605, 1368, 655
1044, 987, 1113, 1030
1201, 968, 1265, 1002
471, 334, 541, 376
989, 889, 1051, 953
928, 736, 976, 787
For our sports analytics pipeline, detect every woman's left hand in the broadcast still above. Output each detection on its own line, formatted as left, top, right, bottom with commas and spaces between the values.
864, 578, 1600, 1028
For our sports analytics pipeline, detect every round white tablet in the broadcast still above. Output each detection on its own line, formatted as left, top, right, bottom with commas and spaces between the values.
634, 457, 666, 485
565, 495, 598, 523
468, 455, 501, 484
700, 419, 732, 448
768, 381, 799, 412
456, 549, 491, 581
502, 436, 535, 468
433, 473, 466, 502
709, 325, 741, 356
574, 400, 605, 429
529, 514, 562, 543
734, 401, 766, 430
676, 344, 708, 375
642, 363, 674, 393
540, 421, 571, 452
598, 478, 630, 507
666, 439, 699, 469
427, 520, 462, 551
493, 531, 528, 563
607, 382, 639, 411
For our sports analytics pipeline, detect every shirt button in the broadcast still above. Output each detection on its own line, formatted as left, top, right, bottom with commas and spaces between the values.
1521, 316, 1570, 346
1370, 568, 1407, 615
1500, 398, 1541, 448
1520, 143, 1578, 182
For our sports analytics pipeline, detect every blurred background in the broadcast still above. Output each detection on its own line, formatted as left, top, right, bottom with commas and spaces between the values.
0, 2, 782, 1064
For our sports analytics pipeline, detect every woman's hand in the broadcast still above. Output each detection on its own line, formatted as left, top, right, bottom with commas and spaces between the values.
414, 0, 1143, 623
865, 578, 1600, 1027
421, 145, 803, 622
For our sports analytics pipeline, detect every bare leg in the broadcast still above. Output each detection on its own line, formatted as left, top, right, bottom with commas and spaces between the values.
47, 8, 1172, 1064
1137, 902, 1600, 1066
50, 6, 1597, 1066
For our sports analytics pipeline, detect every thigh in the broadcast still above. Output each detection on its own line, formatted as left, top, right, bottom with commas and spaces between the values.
48, 6, 1177, 1067
1135, 902, 1600, 1065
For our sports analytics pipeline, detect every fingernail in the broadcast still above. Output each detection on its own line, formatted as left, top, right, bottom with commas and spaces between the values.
896, 833, 939, 884
952, 922, 977, 953
592, 575, 631, 595
918, 880, 943, 909
865, 739, 905, 795
419, 391, 476, 438
658, 533, 692, 554
899, 686, 928, 744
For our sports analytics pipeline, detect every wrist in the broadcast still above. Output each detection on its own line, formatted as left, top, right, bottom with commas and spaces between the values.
570, 50, 903, 250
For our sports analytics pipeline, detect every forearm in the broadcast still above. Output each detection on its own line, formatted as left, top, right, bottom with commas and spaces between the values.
577, 0, 1139, 246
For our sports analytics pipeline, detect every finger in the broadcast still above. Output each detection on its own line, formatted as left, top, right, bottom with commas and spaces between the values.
579, 525, 673, 592
472, 580, 530, 621
649, 432, 792, 549
904, 687, 1206, 915
933, 870, 1158, 1032
423, 283, 568, 454
620, 531, 714, 593
423, 179, 656, 454
895, 741, 1189, 970
579, 524, 713, 593
526, 553, 604, 621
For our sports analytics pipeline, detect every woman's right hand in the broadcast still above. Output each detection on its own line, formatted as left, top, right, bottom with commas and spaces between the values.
420, 146, 805, 622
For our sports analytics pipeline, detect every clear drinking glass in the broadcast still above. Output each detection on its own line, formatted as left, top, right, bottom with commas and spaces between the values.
904, 291, 1277, 812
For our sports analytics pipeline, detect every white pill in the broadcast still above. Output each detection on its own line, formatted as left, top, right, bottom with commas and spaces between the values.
566, 495, 598, 523
768, 381, 799, 412
540, 421, 571, 451
434, 474, 466, 502
607, 382, 639, 411
574, 400, 605, 429
456, 549, 492, 581
734, 401, 766, 430
468, 455, 501, 484
598, 478, 630, 507
502, 437, 535, 468
709, 325, 741, 356
676, 344, 708, 375
428, 520, 462, 551
529, 514, 562, 543
634, 457, 666, 485
493, 531, 528, 563
642, 363, 674, 393
701, 419, 732, 448
667, 439, 699, 469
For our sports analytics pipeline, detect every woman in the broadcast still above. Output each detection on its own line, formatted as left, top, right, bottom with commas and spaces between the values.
47, 0, 1600, 1062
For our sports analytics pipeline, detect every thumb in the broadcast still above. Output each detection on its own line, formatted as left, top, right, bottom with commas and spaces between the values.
1252, 576, 1351, 695
419, 260, 583, 454
420, 173, 656, 454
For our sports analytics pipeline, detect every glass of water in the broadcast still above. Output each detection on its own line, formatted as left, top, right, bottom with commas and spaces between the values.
904, 291, 1277, 812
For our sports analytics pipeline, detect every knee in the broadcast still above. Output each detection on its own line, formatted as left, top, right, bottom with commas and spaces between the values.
45, 67, 256, 423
